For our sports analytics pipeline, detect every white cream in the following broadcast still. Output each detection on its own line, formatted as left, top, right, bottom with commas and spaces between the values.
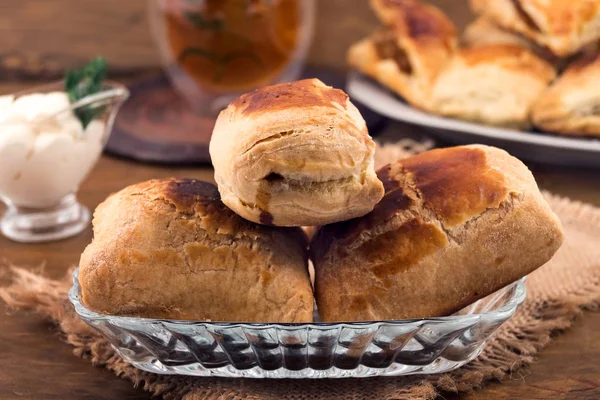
0, 92, 106, 208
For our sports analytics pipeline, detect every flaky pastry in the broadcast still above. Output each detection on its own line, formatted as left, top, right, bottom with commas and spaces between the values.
470, 0, 600, 56
209, 79, 384, 227
533, 53, 600, 136
430, 44, 556, 128
347, 0, 457, 109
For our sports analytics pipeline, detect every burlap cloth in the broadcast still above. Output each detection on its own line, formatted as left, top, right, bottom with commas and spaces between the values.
1, 140, 600, 400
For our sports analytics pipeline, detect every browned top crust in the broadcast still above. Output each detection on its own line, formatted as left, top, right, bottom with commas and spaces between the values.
231, 79, 350, 117
311, 145, 564, 321
400, 146, 509, 226
372, 0, 457, 44
470, 0, 600, 56
312, 147, 509, 259
79, 178, 314, 323
532, 51, 600, 136
457, 44, 556, 79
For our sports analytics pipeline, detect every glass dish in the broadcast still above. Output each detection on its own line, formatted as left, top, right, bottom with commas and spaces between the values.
69, 268, 526, 379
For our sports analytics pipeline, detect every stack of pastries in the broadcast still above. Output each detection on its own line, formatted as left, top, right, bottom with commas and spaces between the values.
79, 79, 564, 323
349, 0, 600, 136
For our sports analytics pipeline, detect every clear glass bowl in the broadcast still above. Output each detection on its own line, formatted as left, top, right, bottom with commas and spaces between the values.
69, 268, 526, 379
0, 82, 129, 243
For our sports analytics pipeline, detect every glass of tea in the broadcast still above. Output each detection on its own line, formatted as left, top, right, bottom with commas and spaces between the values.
149, 0, 316, 114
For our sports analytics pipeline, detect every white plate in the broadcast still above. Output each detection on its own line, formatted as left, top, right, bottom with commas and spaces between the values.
347, 71, 600, 168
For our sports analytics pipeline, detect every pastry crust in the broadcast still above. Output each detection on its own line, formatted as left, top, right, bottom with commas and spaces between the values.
430, 44, 556, 128
464, 17, 561, 62
464, 17, 531, 49
311, 145, 564, 322
347, 0, 457, 109
532, 53, 600, 136
470, 0, 600, 56
209, 79, 384, 227
79, 178, 314, 323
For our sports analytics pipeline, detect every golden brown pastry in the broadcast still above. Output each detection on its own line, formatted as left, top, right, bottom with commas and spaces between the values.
463, 17, 560, 62
532, 53, 600, 136
464, 17, 527, 48
470, 0, 600, 56
79, 178, 314, 323
347, 0, 457, 109
209, 79, 384, 227
430, 44, 556, 128
312, 145, 564, 322
463, 16, 600, 69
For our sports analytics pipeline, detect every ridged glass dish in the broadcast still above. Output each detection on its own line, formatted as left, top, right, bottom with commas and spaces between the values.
69, 268, 526, 379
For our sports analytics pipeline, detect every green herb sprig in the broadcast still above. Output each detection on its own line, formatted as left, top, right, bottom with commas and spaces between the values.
65, 57, 108, 129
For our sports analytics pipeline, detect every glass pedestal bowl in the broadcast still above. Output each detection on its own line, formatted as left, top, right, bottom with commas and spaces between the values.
0, 82, 129, 243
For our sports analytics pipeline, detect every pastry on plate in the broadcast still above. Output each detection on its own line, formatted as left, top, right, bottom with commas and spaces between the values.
463, 17, 560, 62
469, 0, 600, 57
209, 78, 384, 227
311, 145, 564, 322
79, 178, 314, 323
463, 17, 530, 49
463, 16, 600, 69
429, 44, 556, 128
532, 53, 600, 136
347, 0, 457, 109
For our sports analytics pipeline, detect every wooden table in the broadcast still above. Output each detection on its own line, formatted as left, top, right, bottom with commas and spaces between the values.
0, 123, 599, 399
1, 0, 600, 397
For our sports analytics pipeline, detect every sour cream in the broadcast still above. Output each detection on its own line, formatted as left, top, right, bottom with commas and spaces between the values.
0, 92, 106, 208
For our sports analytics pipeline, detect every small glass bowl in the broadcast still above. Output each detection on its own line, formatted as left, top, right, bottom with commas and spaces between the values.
69, 268, 526, 379
0, 82, 129, 243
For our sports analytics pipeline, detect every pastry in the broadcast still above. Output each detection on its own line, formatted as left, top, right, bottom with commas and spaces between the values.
464, 17, 531, 49
209, 78, 384, 227
347, 0, 457, 109
430, 44, 556, 128
469, 0, 600, 56
532, 53, 600, 136
463, 17, 559, 62
79, 178, 314, 323
312, 145, 564, 322
463, 17, 600, 69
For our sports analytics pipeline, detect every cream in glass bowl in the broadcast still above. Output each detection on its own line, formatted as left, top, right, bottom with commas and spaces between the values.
0, 82, 129, 243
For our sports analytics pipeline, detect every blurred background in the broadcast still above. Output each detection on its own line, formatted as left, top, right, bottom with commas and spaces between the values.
0, 1, 472, 82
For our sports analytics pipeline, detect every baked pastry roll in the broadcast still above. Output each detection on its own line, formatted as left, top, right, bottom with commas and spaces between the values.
464, 17, 529, 48
430, 44, 556, 128
312, 145, 564, 322
210, 78, 384, 227
532, 53, 600, 136
463, 17, 559, 62
347, 0, 457, 109
79, 178, 314, 323
464, 17, 600, 70
470, 0, 600, 56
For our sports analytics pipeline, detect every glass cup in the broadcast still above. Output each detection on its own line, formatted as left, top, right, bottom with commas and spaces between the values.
0, 82, 129, 243
149, 0, 316, 115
